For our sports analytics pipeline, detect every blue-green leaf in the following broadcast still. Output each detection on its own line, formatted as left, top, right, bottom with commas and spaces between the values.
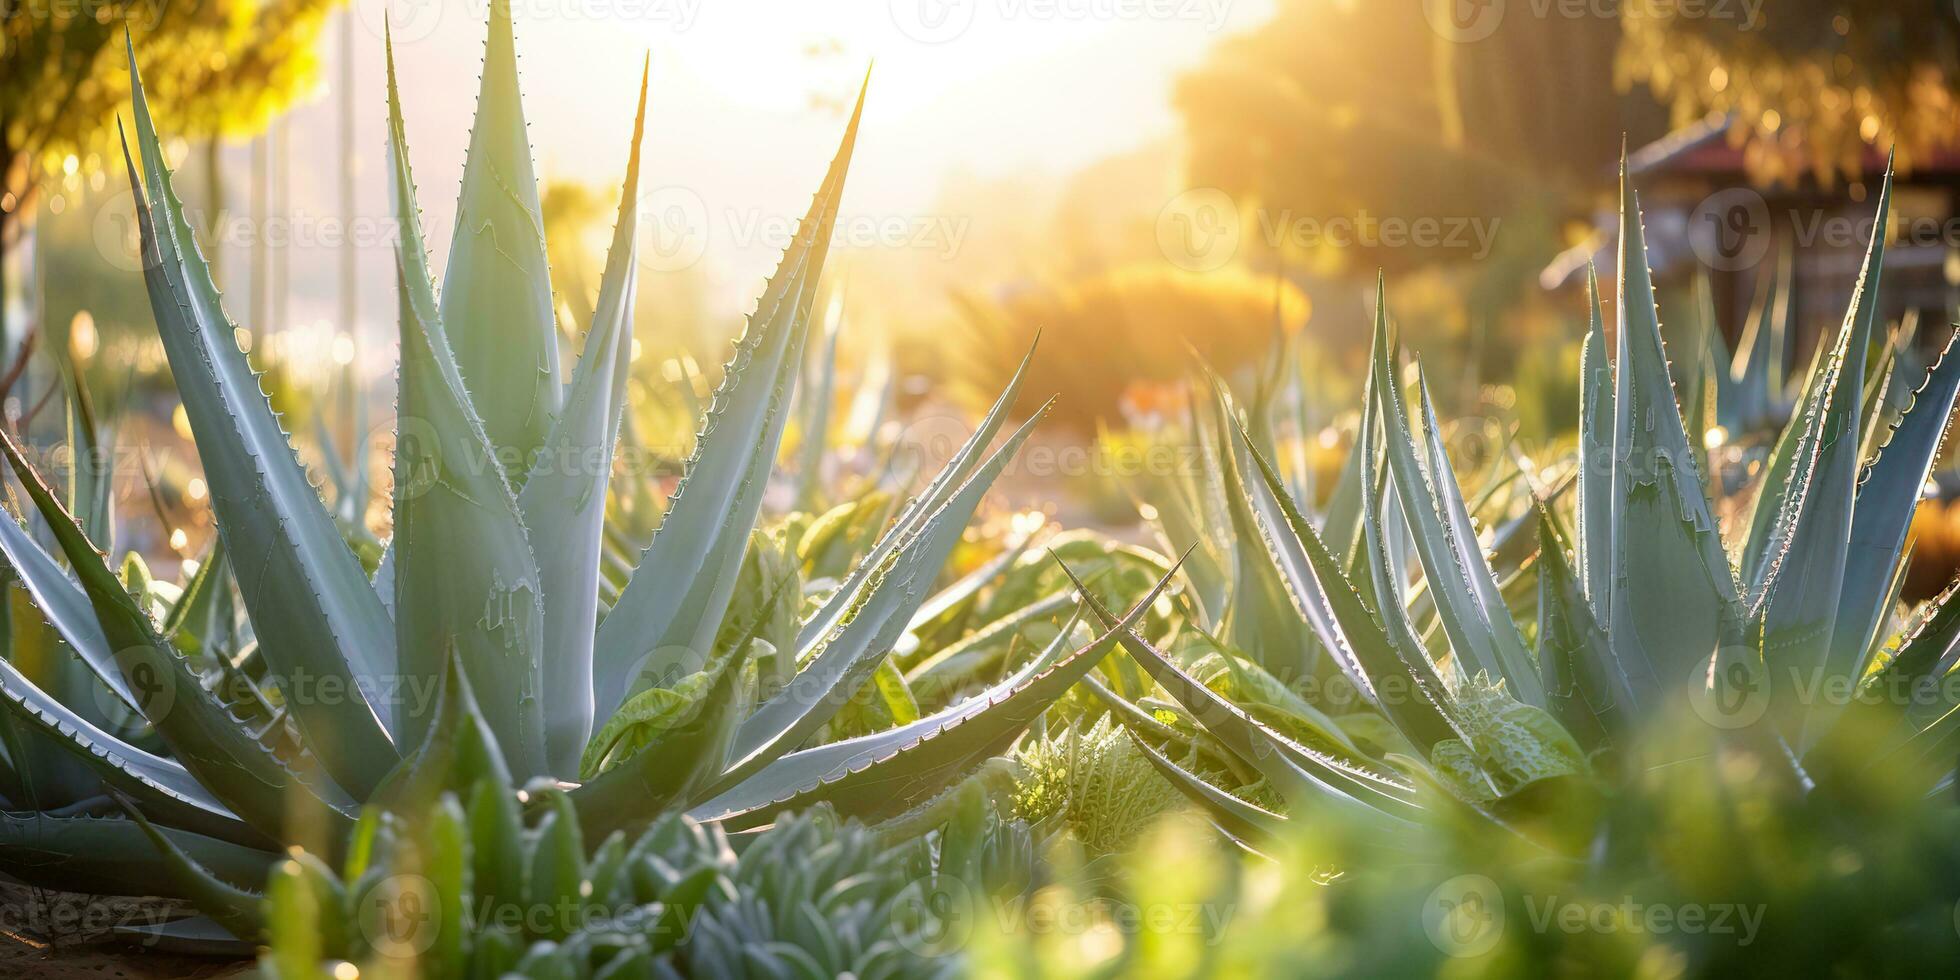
386, 32, 548, 779
121, 40, 397, 798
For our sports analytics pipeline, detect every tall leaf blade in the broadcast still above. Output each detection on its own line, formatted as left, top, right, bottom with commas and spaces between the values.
1755, 168, 1890, 746
1606, 166, 1739, 704
590, 81, 867, 723
796, 332, 1042, 651
386, 34, 549, 779
0, 426, 355, 839
1827, 332, 1960, 726
691, 575, 1168, 830
121, 42, 397, 797
708, 402, 1053, 793
1575, 264, 1613, 617
439, 0, 561, 474
516, 62, 649, 777
1366, 290, 1538, 703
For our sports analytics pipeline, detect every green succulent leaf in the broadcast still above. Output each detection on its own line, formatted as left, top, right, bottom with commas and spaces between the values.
1832, 329, 1960, 688
0, 424, 356, 840
690, 564, 1174, 830
590, 80, 866, 724
438, 0, 562, 476
120, 39, 398, 797
1575, 263, 1614, 616
1605, 163, 1741, 706
386, 36, 549, 779
516, 60, 650, 776
1754, 165, 1890, 746
710, 403, 1053, 795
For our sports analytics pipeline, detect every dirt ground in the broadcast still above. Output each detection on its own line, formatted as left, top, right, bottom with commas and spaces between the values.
0, 883, 253, 979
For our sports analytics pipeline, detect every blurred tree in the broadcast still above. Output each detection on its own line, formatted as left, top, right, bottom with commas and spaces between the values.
1174, 0, 1664, 285
1619, 1, 1960, 183
1, 0, 339, 336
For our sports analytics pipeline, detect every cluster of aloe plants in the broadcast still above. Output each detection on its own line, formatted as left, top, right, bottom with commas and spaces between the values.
0, 5, 1187, 957
1089, 156, 1960, 961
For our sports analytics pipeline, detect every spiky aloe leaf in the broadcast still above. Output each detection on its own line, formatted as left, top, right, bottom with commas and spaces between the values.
368, 653, 513, 816
895, 513, 1042, 657
1366, 292, 1541, 705
515, 59, 649, 776
1534, 505, 1634, 750
1413, 372, 1540, 700
1755, 168, 1890, 746
798, 333, 1042, 652
1575, 266, 1607, 619
708, 403, 1053, 796
114, 789, 263, 940
0, 811, 271, 899
1221, 390, 1458, 751
1830, 331, 1960, 682
1060, 560, 1422, 829
439, 0, 561, 474
1606, 165, 1740, 705
1731, 246, 1787, 432
0, 505, 129, 709
120, 41, 398, 797
589, 81, 867, 723
0, 652, 257, 845
1120, 724, 1287, 847
1198, 374, 1315, 682
690, 568, 1173, 830
0, 425, 357, 840
906, 589, 1074, 705
386, 35, 548, 778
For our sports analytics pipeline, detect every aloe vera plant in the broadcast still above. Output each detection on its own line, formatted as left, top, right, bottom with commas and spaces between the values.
1097, 157, 1960, 866
0, 5, 1138, 944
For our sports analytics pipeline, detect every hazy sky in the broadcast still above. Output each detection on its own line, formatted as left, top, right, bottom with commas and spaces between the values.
255, 0, 1272, 341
